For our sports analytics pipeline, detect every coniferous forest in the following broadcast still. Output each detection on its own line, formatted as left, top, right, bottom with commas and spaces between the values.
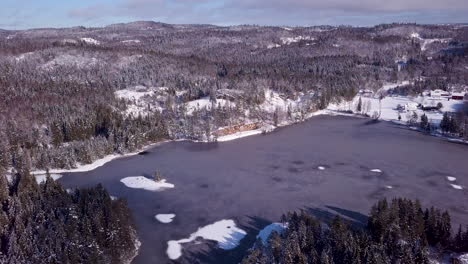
0, 160, 138, 264
0, 22, 467, 263
243, 198, 468, 264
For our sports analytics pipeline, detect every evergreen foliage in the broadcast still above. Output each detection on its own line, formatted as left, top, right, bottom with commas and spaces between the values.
243, 198, 468, 264
0, 168, 138, 264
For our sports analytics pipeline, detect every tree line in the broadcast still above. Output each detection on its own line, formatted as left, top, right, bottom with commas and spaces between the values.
243, 198, 468, 264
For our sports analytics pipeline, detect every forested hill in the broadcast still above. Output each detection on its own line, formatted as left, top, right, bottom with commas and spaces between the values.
0, 22, 467, 170
242, 198, 468, 264
0, 162, 139, 264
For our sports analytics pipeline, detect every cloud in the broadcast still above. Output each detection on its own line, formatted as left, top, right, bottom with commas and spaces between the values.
67, 0, 468, 26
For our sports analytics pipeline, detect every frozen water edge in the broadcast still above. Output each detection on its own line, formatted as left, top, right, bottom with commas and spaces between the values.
256, 223, 288, 245
166, 219, 246, 260
23, 141, 169, 176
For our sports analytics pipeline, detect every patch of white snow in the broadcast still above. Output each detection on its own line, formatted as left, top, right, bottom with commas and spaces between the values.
166, 219, 246, 260
256, 223, 288, 245
120, 176, 175, 192
155, 214, 176, 224
450, 184, 463, 190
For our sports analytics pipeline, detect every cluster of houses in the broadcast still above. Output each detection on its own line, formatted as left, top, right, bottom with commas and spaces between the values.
427, 89, 468, 101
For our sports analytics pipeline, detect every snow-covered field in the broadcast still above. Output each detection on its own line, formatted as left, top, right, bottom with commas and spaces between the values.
410, 33, 450, 51
42, 54, 99, 70
80, 37, 100, 45
328, 82, 465, 126
256, 223, 288, 245
155, 214, 176, 223
115, 86, 165, 116
166, 219, 246, 260
120, 177, 175, 191
186, 97, 234, 115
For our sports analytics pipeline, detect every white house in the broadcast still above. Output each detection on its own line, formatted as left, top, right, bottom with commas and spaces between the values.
430, 89, 450, 98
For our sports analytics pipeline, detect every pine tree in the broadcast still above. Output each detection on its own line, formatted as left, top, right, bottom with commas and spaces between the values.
356, 96, 362, 113
420, 114, 430, 131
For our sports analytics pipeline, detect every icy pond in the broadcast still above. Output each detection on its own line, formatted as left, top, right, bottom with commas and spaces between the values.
59, 115, 468, 264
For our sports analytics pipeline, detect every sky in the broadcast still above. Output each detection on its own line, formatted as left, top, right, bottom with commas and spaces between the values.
1, 0, 467, 29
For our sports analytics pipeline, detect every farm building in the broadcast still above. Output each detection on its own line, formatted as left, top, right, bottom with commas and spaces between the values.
451, 93, 465, 100
430, 89, 450, 98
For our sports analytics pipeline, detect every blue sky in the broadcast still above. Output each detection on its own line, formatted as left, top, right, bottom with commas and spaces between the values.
1, 0, 467, 29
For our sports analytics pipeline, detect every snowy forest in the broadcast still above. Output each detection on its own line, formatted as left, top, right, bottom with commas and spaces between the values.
242, 198, 468, 264
0, 22, 467, 170
0, 158, 139, 264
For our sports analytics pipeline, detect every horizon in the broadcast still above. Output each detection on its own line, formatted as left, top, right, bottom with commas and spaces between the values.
2, 0, 468, 30
2, 20, 468, 31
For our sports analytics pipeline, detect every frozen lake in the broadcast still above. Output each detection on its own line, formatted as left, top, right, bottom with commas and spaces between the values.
59, 115, 468, 264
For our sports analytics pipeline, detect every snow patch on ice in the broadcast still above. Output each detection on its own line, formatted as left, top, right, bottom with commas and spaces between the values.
217, 129, 263, 142
446, 176, 457, 182
318, 166, 326, 170
155, 214, 176, 223
256, 223, 288, 245
370, 169, 382, 173
166, 219, 246, 260
121, 176, 175, 192
385, 185, 393, 189
450, 184, 463, 190
121, 39, 141, 44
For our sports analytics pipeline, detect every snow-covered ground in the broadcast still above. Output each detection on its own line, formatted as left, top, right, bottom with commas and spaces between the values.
120, 177, 175, 192
155, 214, 176, 223
5, 173, 62, 184
328, 82, 465, 126
35, 173, 63, 184
23, 141, 166, 176
281, 36, 314, 45
217, 128, 264, 142
410, 33, 450, 51
256, 223, 288, 245
42, 54, 99, 70
186, 97, 234, 115
80, 37, 100, 45
115, 86, 166, 116
457, 253, 468, 263
166, 219, 246, 260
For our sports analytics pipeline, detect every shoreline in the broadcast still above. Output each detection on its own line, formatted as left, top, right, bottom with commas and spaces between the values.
13, 108, 466, 177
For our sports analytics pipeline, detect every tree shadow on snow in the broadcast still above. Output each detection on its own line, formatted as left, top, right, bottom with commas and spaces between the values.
306, 205, 369, 229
